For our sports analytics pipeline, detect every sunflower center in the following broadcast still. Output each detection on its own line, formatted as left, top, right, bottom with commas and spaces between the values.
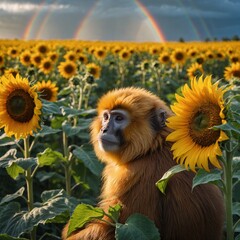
175, 52, 184, 60
162, 56, 169, 62
41, 88, 52, 100
64, 64, 74, 74
232, 69, 240, 78
189, 102, 222, 146
43, 61, 51, 70
6, 89, 35, 123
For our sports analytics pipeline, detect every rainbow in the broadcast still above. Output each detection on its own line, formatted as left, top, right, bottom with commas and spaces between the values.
73, 1, 99, 40
134, 0, 166, 42
73, 0, 167, 42
22, 0, 47, 40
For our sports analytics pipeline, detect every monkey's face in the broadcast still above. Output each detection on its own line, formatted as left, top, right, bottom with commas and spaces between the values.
98, 109, 130, 152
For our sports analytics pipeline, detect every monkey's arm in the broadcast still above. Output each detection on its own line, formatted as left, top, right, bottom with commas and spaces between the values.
62, 219, 115, 240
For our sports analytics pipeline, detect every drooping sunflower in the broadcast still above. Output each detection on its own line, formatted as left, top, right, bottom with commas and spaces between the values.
187, 62, 204, 80
166, 75, 228, 172
224, 62, 240, 81
35, 80, 58, 102
58, 61, 77, 79
0, 74, 42, 139
86, 63, 101, 79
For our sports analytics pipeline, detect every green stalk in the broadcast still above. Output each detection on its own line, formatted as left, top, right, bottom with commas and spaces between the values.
24, 137, 36, 240
223, 148, 234, 240
63, 131, 71, 195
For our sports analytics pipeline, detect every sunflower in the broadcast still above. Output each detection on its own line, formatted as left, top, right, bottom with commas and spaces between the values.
187, 62, 204, 80
35, 43, 49, 55
166, 75, 228, 172
39, 58, 54, 75
158, 52, 171, 65
35, 80, 58, 102
119, 49, 131, 61
77, 53, 88, 65
64, 51, 77, 62
86, 63, 101, 79
224, 62, 240, 81
94, 47, 107, 60
171, 48, 186, 66
48, 51, 59, 63
58, 61, 77, 79
0, 53, 5, 67
0, 74, 42, 139
229, 53, 239, 64
20, 50, 32, 66
4, 68, 19, 78
31, 53, 42, 67
7, 47, 18, 58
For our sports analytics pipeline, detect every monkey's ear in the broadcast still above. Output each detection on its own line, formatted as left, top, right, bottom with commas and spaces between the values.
151, 108, 167, 132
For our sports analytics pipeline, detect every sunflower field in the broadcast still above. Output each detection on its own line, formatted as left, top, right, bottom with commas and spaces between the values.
0, 39, 240, 240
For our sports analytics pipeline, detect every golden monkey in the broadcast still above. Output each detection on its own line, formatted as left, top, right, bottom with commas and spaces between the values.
62, 87, 224, 240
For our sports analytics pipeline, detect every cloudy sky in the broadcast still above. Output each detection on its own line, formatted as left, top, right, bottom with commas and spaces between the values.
0, 0, 239, 42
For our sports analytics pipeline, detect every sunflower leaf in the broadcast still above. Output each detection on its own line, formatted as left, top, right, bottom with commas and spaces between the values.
115, 213, 160, 240
67, 204, 104, 237
35, 125, 62, 137
192, 168, 222, 189
62, 119, 91, 137
37, 148, 66, 167
0, 190, 79, 237
0, 234, 28, 240
108, 204, 122, 223
0, 187, 25, 205
42, 99, 62, 115
233, 202, 240, 217
72, 144, 104, 176
155, 164, 186, 194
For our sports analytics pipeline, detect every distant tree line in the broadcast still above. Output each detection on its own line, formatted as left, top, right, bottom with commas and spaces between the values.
178, 35, 240, 42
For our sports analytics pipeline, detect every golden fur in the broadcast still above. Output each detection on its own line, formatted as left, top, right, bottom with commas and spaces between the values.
62, 87, 224, 240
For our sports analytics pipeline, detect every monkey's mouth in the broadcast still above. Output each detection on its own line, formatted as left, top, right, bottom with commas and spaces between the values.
99, 135, 120, 152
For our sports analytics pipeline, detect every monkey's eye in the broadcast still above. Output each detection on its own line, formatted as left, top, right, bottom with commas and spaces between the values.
103, 112, 109, 121
115, 115, 124, 122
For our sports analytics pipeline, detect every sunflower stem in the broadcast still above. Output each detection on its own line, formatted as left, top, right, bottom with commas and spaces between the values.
223, 148, 234, 240
24, 137, 36, 240
63, 131, 71, 195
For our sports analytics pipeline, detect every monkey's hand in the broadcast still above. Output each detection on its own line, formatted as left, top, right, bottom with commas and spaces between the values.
62, 220, 115, 240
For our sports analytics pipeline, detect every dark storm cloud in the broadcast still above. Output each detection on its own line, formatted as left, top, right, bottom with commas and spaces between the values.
0, 0, 239, 41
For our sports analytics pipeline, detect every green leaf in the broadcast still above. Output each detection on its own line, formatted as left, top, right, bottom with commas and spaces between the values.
108, 204, 122, 223
0, 153, 37, 179
0, 190, 79, 237
62, 119, 92, 137
115, 213, 160, 240
42, 99, 62, 115
6, 163, 24, 179
0, 187, 25, 205
37, 148, 66, 167
192, 168, 222, 189
0, 234, 28, 240
35, 125, 62, 138
67, 204, 104, 237
233, 202, 240, 217
155, 165, 186, 194
60, 106, 82, 117
72, 145, 104, 176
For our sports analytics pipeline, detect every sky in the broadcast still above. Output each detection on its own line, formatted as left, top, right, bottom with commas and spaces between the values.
0, 0, 239, 42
